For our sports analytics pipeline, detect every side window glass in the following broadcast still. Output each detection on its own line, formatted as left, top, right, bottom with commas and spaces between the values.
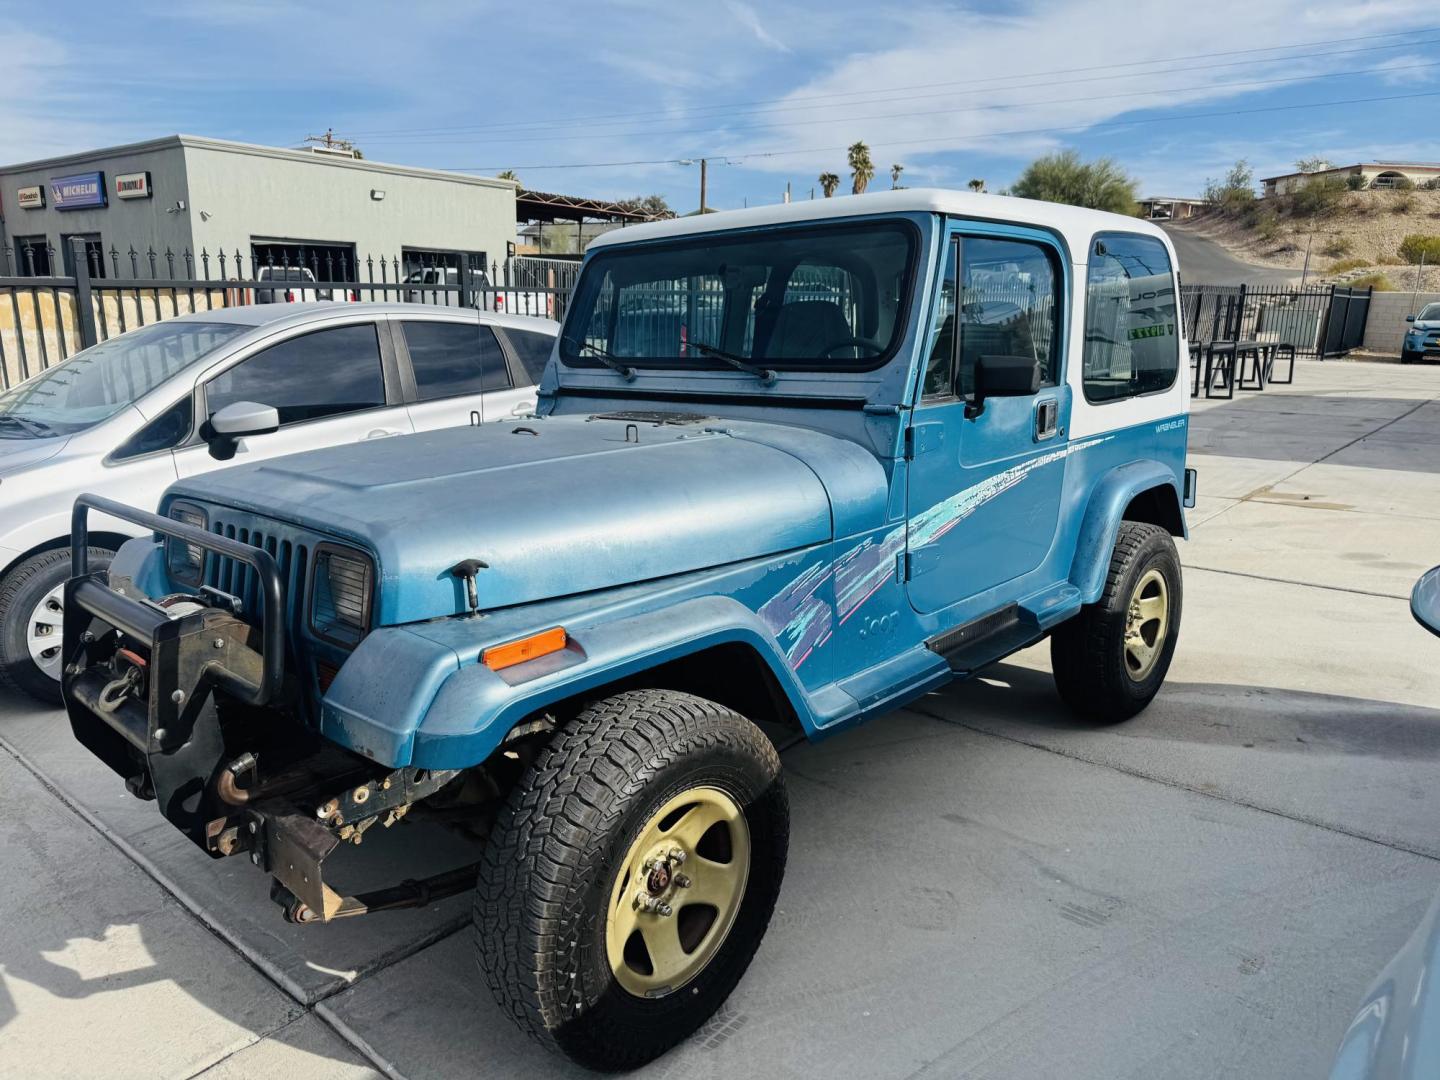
956, 237, 1059, 398
1082, 233, 1178, 402
113, 394, 194, 460
206, 324, 385, 426
921, 240, 958, 399
504, 330, 554, 385
403, 321, 509, 401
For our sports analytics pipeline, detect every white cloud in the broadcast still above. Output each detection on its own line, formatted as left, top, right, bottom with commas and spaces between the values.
726, 1, 791, 53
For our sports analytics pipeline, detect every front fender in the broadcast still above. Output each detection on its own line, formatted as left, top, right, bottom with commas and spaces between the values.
1069, 461, 1184, 604
320, 594, 819, 770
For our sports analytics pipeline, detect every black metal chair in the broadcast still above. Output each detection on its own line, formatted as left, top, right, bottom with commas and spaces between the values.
1204, 341, 1236, 400
1267, 343, 1296, 385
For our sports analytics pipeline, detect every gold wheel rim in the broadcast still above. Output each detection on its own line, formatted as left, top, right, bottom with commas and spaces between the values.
605, 785, 750, 998
1123, 568, 1169, 682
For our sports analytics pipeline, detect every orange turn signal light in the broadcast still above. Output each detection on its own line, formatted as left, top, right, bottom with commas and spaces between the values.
483, 627, 568, 671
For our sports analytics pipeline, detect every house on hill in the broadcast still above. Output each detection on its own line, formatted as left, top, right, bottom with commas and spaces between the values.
1262, 162, 1440, 196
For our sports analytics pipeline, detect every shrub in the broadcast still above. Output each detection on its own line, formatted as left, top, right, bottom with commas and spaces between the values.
1398, 234, 1440, 264
1392, 176, 1416, 192
1393, 192, 1416, 215
1290, 175, 1348, 217
1203, 160, 1255, 216
1346, 174, 1369, 191
1254, 212, 1282, 242
1327, 257, 1369, 273
1346, 273, 1394, 291
1377, 253, 1405, 265
1321, 236, 1352, 258
1010, 150, 1138, 214
1421, 178, 1440, 191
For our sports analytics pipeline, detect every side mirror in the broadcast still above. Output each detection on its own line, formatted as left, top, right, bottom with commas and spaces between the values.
1413, 566, 1440, 638
963, 354, 1042, 419
206, 400, 279, 460
1406, 314, 1416, 323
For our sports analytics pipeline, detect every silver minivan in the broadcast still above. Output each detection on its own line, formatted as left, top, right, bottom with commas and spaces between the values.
0, 302, 556, 701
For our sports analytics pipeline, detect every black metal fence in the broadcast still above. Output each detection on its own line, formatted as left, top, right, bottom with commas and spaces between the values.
1, 238, 573, 391
1180, 282, 1372, 359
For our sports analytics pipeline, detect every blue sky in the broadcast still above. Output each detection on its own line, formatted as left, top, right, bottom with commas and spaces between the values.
5, 0, 1440, 212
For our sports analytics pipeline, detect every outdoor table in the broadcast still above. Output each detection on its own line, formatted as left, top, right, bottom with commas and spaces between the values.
1234, 339, 1277, 391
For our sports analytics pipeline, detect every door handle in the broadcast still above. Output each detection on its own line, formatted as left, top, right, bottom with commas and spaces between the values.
510, 400, 537, 417
1034, 399, 1059, 441
365, 428, 403, 440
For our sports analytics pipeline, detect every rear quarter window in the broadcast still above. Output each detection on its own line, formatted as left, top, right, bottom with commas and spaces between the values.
1081, 233, 1179, 403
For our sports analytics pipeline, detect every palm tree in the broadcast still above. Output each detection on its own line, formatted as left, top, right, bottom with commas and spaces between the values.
849, 142, 875, 194
818, 172, 841, 198
890, 163, 904, 189
496, 169, 520, 185
967, 178, 986, 193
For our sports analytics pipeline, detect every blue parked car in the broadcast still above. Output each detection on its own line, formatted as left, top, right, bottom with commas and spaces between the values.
1402, 302, 1440, 364
60, 190, 1194, 1070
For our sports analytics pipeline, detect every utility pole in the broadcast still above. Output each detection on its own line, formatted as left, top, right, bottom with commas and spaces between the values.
699, 158, 708, 215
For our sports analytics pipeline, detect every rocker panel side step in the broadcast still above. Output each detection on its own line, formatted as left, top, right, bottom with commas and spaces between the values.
926, 603, 1044, 676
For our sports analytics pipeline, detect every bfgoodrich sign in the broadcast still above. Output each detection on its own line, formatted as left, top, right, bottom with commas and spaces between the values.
114, 171, 152, 200
50, 171, 107, 210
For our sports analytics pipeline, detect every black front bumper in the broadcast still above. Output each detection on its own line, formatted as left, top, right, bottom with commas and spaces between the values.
62, 494, 460, 922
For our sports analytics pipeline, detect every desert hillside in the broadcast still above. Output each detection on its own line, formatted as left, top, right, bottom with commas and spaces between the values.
1180, 187, 1440, 291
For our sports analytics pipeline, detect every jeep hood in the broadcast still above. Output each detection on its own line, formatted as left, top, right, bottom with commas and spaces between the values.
168, 415, 841, 623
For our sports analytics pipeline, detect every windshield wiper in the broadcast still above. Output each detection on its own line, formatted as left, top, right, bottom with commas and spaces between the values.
688, 341, 777, 386
0, 415, 52, 437
575, 341, 636, 381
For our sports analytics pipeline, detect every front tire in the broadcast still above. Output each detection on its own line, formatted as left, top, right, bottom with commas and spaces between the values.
1050, 522, 1182, 723
1401, 350, 1420, 365
0, 547, 114, 705
474, 689, 788, 1071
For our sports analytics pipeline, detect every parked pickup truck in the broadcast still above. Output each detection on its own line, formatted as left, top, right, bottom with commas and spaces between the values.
61, 190, 1194, 1070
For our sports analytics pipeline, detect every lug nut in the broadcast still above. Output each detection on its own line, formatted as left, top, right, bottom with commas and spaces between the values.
669, 848, 686, 864
655, 902, 673, 917
674, 873, 692, 889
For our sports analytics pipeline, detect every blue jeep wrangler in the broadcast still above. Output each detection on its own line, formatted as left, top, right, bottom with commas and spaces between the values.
62, 190, 1193, 1070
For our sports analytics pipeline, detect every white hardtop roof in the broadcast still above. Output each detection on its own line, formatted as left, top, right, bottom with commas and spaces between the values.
586, 188, 1170, 260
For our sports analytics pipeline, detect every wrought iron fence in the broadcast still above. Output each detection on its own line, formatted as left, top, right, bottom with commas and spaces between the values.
1, 238, 572, 391
1179, 282, 1371, 359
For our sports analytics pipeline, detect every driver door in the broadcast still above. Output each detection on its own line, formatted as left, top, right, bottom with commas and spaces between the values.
906, 227, 1070, 615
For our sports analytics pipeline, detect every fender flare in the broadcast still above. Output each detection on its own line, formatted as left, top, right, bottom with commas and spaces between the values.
1069, 461, 1184, 604
322, 594, 823, 771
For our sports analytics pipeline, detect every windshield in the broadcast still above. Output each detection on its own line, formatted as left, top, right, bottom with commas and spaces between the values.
560, 220, 918, 371
260, 267, 314, 281
0, 320, 248, 438
1419, 303, 1440, 322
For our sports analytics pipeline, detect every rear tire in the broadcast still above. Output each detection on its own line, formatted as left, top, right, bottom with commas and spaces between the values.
1050, 522, 1181, 723
473, 688, 788, 1070
0, 547, 114, 705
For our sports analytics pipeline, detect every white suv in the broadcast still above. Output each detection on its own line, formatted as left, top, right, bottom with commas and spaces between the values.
0, 302, 556, 701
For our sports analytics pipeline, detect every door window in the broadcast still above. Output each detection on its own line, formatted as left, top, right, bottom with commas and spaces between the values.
205, 323, 385, 426
402, 321, 510, 401
955, 237, 1058, 398
1081, 233, 1178, 402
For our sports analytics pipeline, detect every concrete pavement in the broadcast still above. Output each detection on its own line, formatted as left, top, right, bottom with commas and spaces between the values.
1, 358, 1438, 1078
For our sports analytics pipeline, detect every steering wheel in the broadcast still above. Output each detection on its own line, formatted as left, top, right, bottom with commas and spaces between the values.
821, 336, 884, 359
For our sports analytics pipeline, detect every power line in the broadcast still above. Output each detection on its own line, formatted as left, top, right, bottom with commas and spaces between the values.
361, 57, 1440, 150
345, 25, 1440, 141
437, 88, 1440, 172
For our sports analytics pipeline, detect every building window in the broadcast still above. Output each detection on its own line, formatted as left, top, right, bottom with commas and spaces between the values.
1082, 232, 1178, 404
61, 233, 106, 278
10, 235, 52, 276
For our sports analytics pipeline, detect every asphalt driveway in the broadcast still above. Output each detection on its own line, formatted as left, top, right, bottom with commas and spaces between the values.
1, 359, 1438, 1079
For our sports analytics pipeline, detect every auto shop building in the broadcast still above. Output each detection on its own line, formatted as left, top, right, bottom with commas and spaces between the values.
0, 135, 517, 282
